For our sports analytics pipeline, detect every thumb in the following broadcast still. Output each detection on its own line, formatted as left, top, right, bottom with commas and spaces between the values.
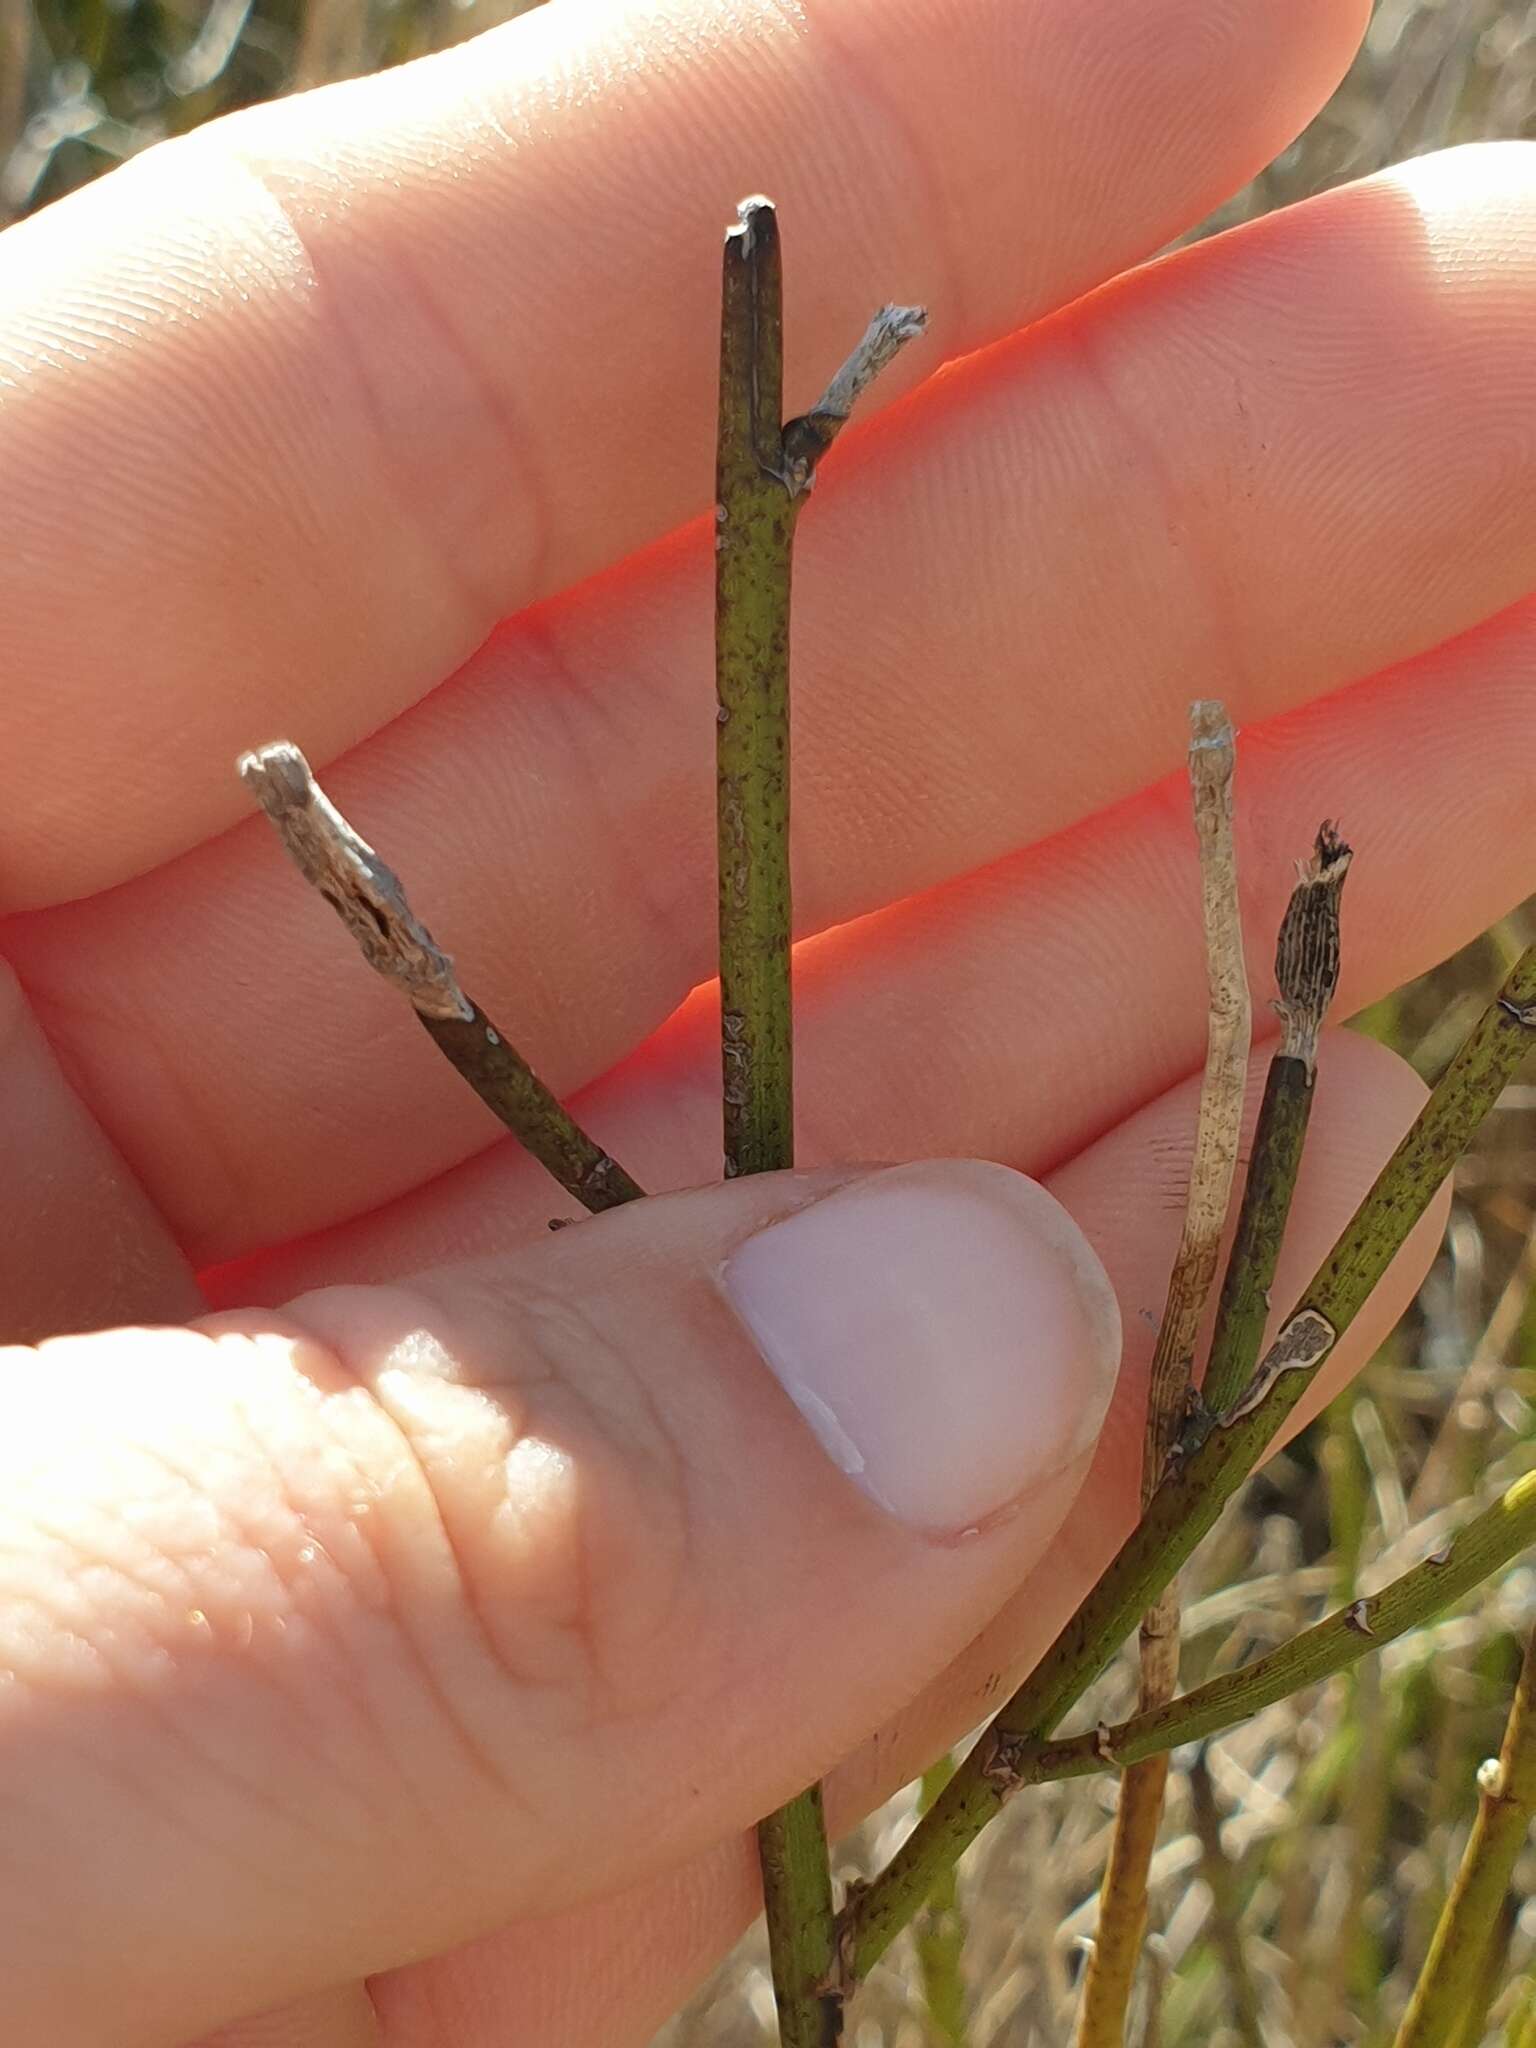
4, 1159, 1119, 2048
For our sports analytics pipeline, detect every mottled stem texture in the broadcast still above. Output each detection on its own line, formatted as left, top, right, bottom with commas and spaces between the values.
713, 195, 924, 2047
1393, 1625, 1536, 2048
715, 195, 924, 1179
1203, 823, 1352, 1418
239, 742, 643, 1212
1076, 704, 1249, 2048
836, 943, 1536, 1991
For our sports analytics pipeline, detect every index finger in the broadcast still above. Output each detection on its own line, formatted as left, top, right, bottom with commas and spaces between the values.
0, 0, 1367, 908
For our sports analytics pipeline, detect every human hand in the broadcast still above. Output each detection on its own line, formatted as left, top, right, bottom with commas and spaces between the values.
3, 0, 1533, 2040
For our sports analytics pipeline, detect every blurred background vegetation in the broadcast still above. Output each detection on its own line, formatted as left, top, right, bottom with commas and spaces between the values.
8, 0, 1536, 2042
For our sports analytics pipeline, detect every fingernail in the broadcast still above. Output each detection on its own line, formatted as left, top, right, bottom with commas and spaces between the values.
721, 1159, 1121, 1534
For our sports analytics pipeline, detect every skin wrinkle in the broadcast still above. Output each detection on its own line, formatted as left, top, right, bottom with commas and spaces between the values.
205, 1362, 421, 1839
276, 1281, 684, 1816
1065, 288, 1261, 712
191, 1315, 530, 1846
298, 1330, 537, 1816
10, 929, 252, 1263
36, 1397, 398, 1854
12, 1545, 321, 1899
465, 1273, 699, 1728
302, 160, 555, 627
506, 590, 707, 1012
220, 140, 502, 656
3, 161, 369, 802
798, 0, 972, 350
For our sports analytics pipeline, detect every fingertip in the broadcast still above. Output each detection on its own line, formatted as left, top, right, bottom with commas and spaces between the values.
722, 1159, 1121, 1534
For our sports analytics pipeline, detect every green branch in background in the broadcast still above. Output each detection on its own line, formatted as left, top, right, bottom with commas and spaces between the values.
1394, 1625, 1536, 2048
1023, 1473, 1536, 1790
838, 943, 1536, 1988
713, 195, 925, 2046
239, 742, 644, 1213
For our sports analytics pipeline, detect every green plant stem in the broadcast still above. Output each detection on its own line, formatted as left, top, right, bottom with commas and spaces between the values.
1447, 1895, 1515, 2048
713, 196, 925, 2048
1395, 1627, 1536, 2048
716, 197, 797, 1181
837, 949, 1536, 1986
714, 197, 925, 1179
417, 1006, 643, 1209
239, 742, 643, 1213
915, 1755, 968, 2046
714, 194, 833, 2048
1019, 1472, 1536, 1789
1203, 824, 1352, 1417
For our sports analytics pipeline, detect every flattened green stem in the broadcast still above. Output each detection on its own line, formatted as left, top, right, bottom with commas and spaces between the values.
1395, 1626, 1536, 2048
838, 946, 1536, 1986
239, 742, 642, 1212
915, 1755, 968, 2047
713, 196, 924, 2046
716, 196, 797, 1180
1202, 823, 1352, 1417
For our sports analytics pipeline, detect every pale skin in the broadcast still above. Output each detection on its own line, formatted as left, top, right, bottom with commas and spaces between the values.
1, 0, 1534, 2040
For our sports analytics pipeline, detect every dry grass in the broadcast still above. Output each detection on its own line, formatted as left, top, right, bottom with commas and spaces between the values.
8, 1, 1536, 2042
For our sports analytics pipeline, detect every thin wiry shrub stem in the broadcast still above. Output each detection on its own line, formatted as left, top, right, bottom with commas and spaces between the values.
1394, 1627, 1536, 2048
713, 194, 924, 2047
992, 1471, 1536, 1789
837, 945, 1536, 1988
239, 741, 643, 1212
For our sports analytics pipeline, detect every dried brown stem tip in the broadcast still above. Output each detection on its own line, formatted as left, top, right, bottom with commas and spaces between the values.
238, 740, 471, 1023
1273, 822, 1352, 1071
239, 739, 644, 1214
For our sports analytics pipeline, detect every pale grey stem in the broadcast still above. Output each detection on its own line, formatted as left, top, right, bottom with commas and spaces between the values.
780, 302, 929, 494
238, 741, 472, 1023
1140, 700, 1251, 1688
807, 304, 928, 420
